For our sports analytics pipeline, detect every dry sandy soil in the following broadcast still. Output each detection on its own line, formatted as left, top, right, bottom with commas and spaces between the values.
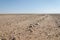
0, 14, 60, 40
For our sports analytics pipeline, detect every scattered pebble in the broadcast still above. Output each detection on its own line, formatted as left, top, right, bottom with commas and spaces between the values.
29, 25, 33, 28
35, 23, 39, 25
12, 37, 16, 40
58, 26, 60, 27
26, 28, 33, 33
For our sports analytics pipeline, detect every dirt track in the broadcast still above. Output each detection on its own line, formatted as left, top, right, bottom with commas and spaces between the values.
0, 14, 60, 40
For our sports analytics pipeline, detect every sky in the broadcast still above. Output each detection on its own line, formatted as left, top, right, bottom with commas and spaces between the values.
0, 0, 60, 13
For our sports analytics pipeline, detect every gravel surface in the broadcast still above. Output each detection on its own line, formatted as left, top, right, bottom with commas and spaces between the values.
0, 14, 60, 40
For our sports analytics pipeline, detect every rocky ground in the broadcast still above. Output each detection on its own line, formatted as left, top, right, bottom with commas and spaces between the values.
0, 14, 60, 40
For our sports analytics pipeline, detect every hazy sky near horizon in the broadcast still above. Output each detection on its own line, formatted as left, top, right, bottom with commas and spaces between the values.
0, 0, 60, 13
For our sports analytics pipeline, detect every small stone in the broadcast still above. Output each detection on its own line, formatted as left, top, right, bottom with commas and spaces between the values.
55, 34, 59, 37
18, 33, 21, 35
29, 24, 34, 28
58, 26, 60, 27
35, 23, 39, 25
12, 37, 16, 40
28, 29, 33, 33
29, 25, 33, 28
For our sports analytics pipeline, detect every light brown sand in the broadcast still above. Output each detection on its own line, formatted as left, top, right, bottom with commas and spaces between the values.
0, 14, 60, 40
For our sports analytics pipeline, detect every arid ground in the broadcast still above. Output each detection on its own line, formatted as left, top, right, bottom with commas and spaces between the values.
0, 14, 60, 40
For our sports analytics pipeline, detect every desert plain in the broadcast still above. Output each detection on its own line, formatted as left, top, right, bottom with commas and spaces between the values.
0, 14, 60, 40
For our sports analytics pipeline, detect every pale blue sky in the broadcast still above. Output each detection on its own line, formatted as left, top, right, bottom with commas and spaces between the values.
0, 0, 60, 13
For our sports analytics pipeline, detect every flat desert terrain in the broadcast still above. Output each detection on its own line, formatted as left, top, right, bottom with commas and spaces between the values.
0, 14, 60, 40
